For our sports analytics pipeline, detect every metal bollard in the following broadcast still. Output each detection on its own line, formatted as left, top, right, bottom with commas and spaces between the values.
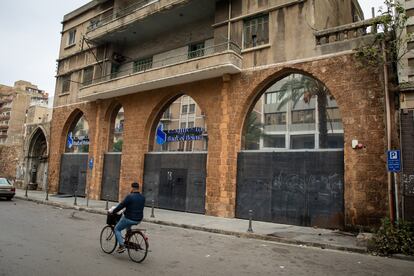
45, 187, 49, 201
74, 190, 78, 206
247, 209, 254, 233
25, 185, 28, 198
86, 193, 89, 207
151, 199, 155, 218
105, 196, 109, 211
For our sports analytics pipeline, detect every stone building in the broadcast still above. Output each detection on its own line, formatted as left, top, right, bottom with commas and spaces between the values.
0, 81, 50, 184
49, 0, 394, 229
397, 0, 414, 221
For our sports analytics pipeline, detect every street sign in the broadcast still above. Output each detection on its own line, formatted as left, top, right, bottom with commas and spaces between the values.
387, 150, 401, 172
89, 157, 94, 170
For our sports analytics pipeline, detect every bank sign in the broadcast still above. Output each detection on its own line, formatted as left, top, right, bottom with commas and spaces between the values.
156, 124, 204, 145
67, 132, 90, 149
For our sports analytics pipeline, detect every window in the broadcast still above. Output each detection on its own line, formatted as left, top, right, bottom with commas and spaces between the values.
264, 113, 286, 126
189, 104, 195, 114
180, 122, 187, 129
133, 57, 153, 72
111, 63, 120, 79
181, 105, 188, 114
61, 74, 71, 93
82, 66, 94, 86
188, 42, 205, 59
243, 14, 269, 49
67, 29, 77, 46
263, 135, 285, 148
188, 121, 194, 128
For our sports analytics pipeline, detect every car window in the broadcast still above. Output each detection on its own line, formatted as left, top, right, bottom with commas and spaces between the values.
0, 178, 10, 185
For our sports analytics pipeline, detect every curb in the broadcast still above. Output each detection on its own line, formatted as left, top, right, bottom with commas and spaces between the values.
15, 195, 367, 254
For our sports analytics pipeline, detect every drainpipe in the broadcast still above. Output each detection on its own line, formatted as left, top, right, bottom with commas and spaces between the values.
382, 40, 395, 222
227, 0, 232, 50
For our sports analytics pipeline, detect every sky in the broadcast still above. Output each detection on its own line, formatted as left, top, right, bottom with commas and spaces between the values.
0, 0, 385, 99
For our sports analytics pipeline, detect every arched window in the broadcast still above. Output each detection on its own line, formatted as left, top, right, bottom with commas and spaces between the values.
109, 107, 124, 152
66, 114, 89, 153
244, 73, 343, 150
153, 95, 207, 152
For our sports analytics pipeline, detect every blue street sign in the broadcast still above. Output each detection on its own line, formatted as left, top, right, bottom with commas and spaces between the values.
387, 150, 401, 172
89, 158, 94, 170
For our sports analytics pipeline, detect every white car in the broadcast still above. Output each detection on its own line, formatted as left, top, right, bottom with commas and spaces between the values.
0, 178, 15, 200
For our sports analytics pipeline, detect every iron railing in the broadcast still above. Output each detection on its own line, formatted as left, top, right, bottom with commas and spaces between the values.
87, 0, 157, 32
82, 41, 241, 87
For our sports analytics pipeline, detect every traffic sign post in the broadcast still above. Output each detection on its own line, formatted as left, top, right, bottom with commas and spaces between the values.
387, 150, 401, 173
387, 150, 401, 221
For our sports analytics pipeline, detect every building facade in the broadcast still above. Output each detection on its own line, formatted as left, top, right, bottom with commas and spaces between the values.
0, 81, 50, 186
397, 0, 414, 221
49, 0, 392, 229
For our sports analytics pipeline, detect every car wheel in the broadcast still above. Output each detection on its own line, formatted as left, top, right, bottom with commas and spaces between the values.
6, 197, 12, 201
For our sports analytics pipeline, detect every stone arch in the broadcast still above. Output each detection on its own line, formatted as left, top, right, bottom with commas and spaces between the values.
145, 92, 209, 152
237, 67, 345, 145
235, 67, 345, 228
60, 108, 89, 153
25, 127, 48, 190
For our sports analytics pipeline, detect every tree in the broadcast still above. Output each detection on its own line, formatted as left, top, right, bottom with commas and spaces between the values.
277, 74, 335, 148
355, 0, 413, 68
244, 112, 269, 150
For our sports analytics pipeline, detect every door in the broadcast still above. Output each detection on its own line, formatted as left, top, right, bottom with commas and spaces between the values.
59, 154, 88, 196
101, 153, 121, 201
159, 169, 187, 211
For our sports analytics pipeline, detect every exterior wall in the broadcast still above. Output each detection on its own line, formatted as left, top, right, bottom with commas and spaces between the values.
48, 52, 388, 227
0, 145, 19, 180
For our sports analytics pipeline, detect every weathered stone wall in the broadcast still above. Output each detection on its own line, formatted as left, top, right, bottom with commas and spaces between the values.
48, 52, 389, 228
0, 145, 19, 180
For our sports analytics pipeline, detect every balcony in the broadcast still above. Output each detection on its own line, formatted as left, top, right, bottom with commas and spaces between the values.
86, 0, 215, 44
0, 125, 8, 130
315, 17, 383, 54
0, 115, 10, 121
79, 42, 242, 101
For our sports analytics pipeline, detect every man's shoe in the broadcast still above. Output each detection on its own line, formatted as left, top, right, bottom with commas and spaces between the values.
116, 245, 125, 253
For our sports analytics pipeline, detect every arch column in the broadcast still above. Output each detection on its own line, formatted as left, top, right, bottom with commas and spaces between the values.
205, 74, 238, 217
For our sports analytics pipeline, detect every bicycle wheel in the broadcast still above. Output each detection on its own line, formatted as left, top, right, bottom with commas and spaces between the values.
100, 225, 117, 254
126, 231, 148, 263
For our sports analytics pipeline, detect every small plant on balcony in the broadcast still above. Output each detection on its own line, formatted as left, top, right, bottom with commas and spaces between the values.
355, 0, 413, 67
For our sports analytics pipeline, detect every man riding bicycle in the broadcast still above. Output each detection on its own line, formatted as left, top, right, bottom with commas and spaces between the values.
110, 182, 145, 253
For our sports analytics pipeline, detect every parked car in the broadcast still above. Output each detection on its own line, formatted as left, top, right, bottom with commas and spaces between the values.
0, 178, 15, 200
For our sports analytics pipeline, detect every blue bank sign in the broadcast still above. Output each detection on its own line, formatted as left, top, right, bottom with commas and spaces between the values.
387, 150, 401, 172
67, 132, 90, 149
156, 124, 204, 145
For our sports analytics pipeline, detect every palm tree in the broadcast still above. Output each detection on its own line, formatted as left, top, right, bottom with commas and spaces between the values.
244, 112, 271, 150
276, 74, 333, 148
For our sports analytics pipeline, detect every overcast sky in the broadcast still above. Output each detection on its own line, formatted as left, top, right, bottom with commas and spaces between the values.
0, 0, 385, 98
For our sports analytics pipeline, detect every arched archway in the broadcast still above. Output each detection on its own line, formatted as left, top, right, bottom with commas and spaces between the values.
101, 103, 124, 201
143, 94, 208, 213
59, 111, 90, 196
236, 72, 344, 228
25, 127, 48, 190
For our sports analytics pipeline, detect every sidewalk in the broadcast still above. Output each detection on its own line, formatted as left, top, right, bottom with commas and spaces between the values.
14, 189, 367, 253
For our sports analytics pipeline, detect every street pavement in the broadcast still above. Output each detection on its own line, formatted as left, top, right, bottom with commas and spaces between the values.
15, 189, 367, 253
0, 198, 413, 276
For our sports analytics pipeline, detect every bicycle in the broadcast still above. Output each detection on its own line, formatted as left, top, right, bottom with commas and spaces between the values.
100, 213, 149, 263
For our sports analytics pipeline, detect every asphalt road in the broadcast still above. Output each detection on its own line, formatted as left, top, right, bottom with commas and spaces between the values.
0, 199, 413, 276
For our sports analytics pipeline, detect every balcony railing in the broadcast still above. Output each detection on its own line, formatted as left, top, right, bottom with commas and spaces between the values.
82, 41, 242, 88
0, 125, 9, 130
87, 0, 157, 32
315, 17, 385, 46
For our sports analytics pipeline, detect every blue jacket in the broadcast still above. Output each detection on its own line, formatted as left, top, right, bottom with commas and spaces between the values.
113, 192, 145, 222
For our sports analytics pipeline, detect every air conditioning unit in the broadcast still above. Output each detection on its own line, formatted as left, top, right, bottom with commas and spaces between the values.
112, 52, 126, 63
